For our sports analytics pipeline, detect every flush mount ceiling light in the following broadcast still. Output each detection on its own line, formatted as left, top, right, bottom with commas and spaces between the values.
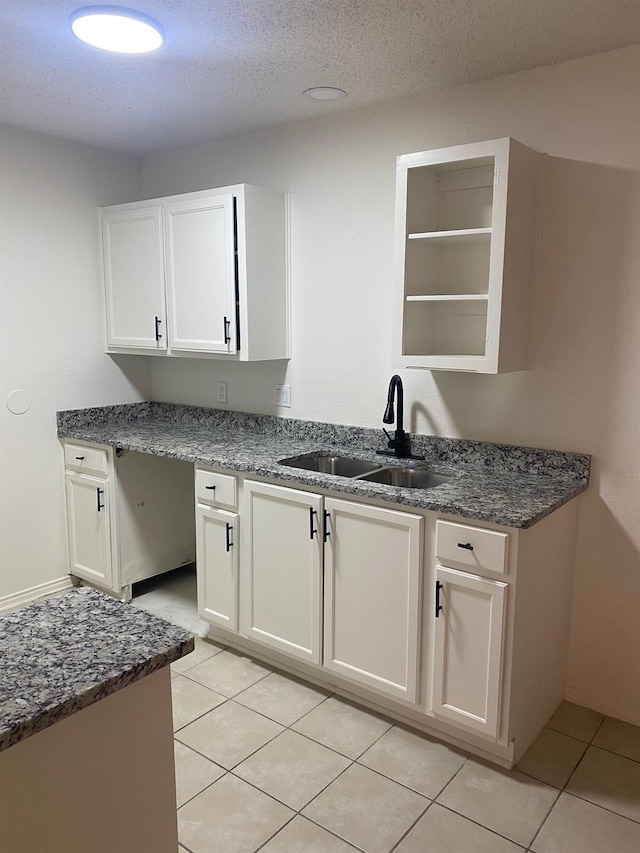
303, 87, 347, 101
70, 6, 164, 53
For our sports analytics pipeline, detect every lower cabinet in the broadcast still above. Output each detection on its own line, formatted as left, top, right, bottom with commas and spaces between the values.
323, 498, 423, 703
63, 440, 195, 597
62, 448, 577, 765
241, 481, 323, 664
65, 471, 113, 590
237, 483, 423, 702
431, 565, 507, 738
196, 504, 239, 631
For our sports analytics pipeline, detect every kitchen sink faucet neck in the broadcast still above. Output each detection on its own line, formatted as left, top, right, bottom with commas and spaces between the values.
378, 375, 425, 461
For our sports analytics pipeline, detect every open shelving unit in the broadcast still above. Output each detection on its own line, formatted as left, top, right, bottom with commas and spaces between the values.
392, 138, 541, 373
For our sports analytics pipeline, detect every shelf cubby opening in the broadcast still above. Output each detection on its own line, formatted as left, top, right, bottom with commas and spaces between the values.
404, 237, 491, 298
402, 299, 488, 358
406, 159, 495, 235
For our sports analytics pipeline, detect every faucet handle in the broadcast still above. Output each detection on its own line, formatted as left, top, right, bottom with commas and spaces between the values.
382, 427, 394, 447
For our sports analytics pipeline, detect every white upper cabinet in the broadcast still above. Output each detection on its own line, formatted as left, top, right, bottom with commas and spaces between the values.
100, 184, 290, 361
102, 207, 166, 350
393, 137, 541, 373
165, 194, 237, 354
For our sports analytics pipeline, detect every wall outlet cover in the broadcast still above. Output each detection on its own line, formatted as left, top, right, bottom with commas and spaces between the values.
275, 384, 291, 407
217, 382, 228, 404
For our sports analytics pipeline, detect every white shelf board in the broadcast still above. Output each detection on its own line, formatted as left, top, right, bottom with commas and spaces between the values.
406, 294, 489, 302
407, 227, 492, 245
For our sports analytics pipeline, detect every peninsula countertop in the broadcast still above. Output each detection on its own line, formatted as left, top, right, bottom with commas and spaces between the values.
57, 403, 590, 529
0, 587, 193, 752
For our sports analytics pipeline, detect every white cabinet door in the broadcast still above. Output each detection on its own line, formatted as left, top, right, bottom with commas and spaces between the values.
65, 471, 114, 591
165, 194, 237, 354
431, 566, 507, 738
102, 207, 166, 350
196, 504, 238, 631
323, 498, 422, 703
241, 481, 323, 664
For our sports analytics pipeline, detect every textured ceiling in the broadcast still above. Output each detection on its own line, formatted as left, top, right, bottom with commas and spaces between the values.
1, 0, 640, 155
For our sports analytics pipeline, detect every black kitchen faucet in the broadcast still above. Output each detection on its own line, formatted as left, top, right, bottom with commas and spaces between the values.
377, 375, 425, 460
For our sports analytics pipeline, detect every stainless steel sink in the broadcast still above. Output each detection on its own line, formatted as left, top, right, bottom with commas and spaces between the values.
279, 454, 383, 477
360, 466, 453, 489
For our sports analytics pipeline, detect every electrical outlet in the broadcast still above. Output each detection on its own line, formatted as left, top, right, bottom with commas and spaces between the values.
217, 382, 228, 404
275, 384, 291, 407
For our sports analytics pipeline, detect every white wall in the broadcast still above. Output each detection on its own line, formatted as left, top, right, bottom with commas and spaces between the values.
142, 44, 640, 722
0, 125, 149, 603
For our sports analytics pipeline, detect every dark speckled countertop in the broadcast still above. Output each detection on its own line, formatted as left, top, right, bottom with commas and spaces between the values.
57, 402, 590, 529
0, 587, 193, 752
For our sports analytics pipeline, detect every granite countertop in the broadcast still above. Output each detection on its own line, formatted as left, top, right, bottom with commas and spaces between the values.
57, 402, 590, 529
0, 587, 193, 752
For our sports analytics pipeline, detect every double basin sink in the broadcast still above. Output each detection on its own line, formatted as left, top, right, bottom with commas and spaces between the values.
279, 453, 452, 490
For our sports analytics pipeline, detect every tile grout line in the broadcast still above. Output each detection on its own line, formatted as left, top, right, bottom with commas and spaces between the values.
410, 753, 535, 849
431, 751, 471, 801
172, 695, 231, 735
177, 773, 224, 812
236, 691, 334, 729
434, 753, 561, 851
387, 800, 434, 853
175, 700, 286, 776
436, 802, 530, 851
179, 664, 274, 695
518, 786, 562, 852
561, 789, 640, 827
514, 737, 588, 790
250, 812, 299, 853
288, 720, 383, 762
585, 741, 640, 767
524, 714, 607, 852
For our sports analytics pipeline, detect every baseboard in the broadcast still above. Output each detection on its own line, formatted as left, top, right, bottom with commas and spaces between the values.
565, 686, 640, 727
0, 576, 75, 613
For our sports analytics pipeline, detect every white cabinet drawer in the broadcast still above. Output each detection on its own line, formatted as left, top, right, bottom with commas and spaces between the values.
195, 468, 237, 508
64, 442, 109, 476
435, 520, 508, 574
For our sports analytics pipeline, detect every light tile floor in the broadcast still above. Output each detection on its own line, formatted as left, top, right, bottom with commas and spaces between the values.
172, 638, 640, 853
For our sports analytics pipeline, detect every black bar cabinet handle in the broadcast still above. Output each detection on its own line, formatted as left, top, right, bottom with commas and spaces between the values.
225, 523, 233, 552
205, 485, 216, 491
154, 316, 162, 341
323, 509, 331, 542
75, 456, 85, 461
435, 581, 444, 617
223, 316, 231, 344
96, 488, 105, 512
458, 542, 474, 551
309, 508, 317, 539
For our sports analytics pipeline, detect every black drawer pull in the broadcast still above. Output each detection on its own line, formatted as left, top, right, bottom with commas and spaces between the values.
458, 542, 474, 551
205, 485, 216, 490
75, 456, 85, 461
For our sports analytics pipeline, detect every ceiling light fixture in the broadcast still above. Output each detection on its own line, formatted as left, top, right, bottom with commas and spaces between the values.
303, 87, 347, 101
70, 6, 164, 54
